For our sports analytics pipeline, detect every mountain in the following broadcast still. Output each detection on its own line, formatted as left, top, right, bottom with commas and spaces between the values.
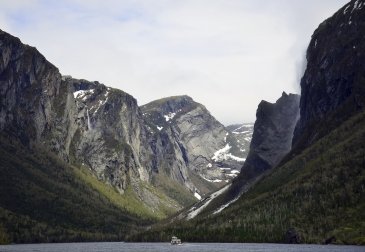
0, 28, 185, 242
141, 96, 249, 196
168, 92, 300, 221
129, 0, 365, 244
293, 0, 365, 150
225, 123, 253, 161
236, 92, 300, 184
0, 28, 251, 243
218, 123, 253, 170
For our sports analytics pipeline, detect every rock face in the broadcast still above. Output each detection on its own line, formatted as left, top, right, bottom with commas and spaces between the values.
293, 0, 365, 149
66, 79, 154, 193
0, 29, 171, 211
0, 30, 62, 146
141, 96, 248, 195
174, 93, 300, 219
225, 123, 253, 162
238, 92, 300, 182
142, 96, 226, 183
0, 29, 248, 208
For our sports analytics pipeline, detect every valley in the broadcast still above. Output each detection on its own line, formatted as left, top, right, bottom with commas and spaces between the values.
0, 0, 364, 246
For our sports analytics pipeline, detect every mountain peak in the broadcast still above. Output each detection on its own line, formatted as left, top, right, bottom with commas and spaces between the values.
293, 0, 365, 149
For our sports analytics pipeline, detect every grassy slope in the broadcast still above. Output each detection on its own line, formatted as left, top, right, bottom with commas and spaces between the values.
0, 136, 167, 244
152, 174, 197, 207
131, 109, 365, 244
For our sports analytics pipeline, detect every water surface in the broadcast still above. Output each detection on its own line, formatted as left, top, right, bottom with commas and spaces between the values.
0, 242, 363, 252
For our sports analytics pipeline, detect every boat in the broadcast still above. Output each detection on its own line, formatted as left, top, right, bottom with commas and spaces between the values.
171, 236, 182, 245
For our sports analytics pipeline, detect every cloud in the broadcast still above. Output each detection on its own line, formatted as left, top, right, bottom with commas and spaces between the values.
0, 0, 348, 124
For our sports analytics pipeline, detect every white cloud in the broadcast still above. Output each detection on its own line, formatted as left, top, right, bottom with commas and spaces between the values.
0, 0, 348, 124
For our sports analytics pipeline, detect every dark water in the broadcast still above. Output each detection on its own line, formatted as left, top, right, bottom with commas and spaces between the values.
0, 242, 364, 252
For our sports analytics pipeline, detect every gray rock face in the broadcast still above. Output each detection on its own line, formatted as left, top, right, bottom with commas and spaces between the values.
293, 0, 365, 149
0, 29, 247, 208
0, 30, 61, 146
239, 92, 300, 181
0, 28, 156, 194
67, 79, 153, 192
141, 96, 247, 195
0, 29, 178, 211
225, 123, 254, 163
142, 96, 227, 190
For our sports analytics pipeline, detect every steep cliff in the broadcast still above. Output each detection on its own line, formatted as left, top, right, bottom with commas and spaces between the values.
293, 0, 365, 149
141, 96, 247, 195
0, 29, 62, 146
0, 28, 151, 193
238, 92, 300, 182
173, 92, 300, 220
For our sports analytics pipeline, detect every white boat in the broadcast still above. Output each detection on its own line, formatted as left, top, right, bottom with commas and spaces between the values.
170, 236, 182, 245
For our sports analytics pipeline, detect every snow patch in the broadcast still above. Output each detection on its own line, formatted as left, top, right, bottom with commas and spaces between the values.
164, 112, 176, 122
226, 154, 246, 162
73, 89, 95, 100
194, 192, 202, 200
157, 126, 163, 131
233, 130, 251, 135
200, 175, 223, 183
230, 170, 240, 174
207, 163, 212, 168
187, 184, 230, 220
232, 124, 254, 133
212, 144, 246, 162
344, 4, 350, 14
353, 0, 360, 12
233, 125, 245, 132
93, 91, 110, 114
212, 144, 231, 161
213, 194, 240, 215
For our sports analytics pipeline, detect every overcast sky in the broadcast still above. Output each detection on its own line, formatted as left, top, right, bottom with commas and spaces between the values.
0, 0, 348, 124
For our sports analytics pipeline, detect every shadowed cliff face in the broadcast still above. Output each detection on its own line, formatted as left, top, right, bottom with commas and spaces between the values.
293, 0, 365, 149
0, 30, 61, 146
0, 31, 153, 194
238, 92, 300, 182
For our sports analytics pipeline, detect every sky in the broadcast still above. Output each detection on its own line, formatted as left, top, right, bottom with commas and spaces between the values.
0, 0, 349, 125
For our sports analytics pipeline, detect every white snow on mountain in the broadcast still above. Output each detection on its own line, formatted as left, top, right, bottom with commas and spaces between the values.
194, 192, 202, 200
73, 89, 95, 100
164, 112, 176, 122
212, 144, 245, 162
187, 184, 230, 220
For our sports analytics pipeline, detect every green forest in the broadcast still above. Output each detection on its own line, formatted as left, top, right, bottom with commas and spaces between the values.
0, 135, 159, 244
